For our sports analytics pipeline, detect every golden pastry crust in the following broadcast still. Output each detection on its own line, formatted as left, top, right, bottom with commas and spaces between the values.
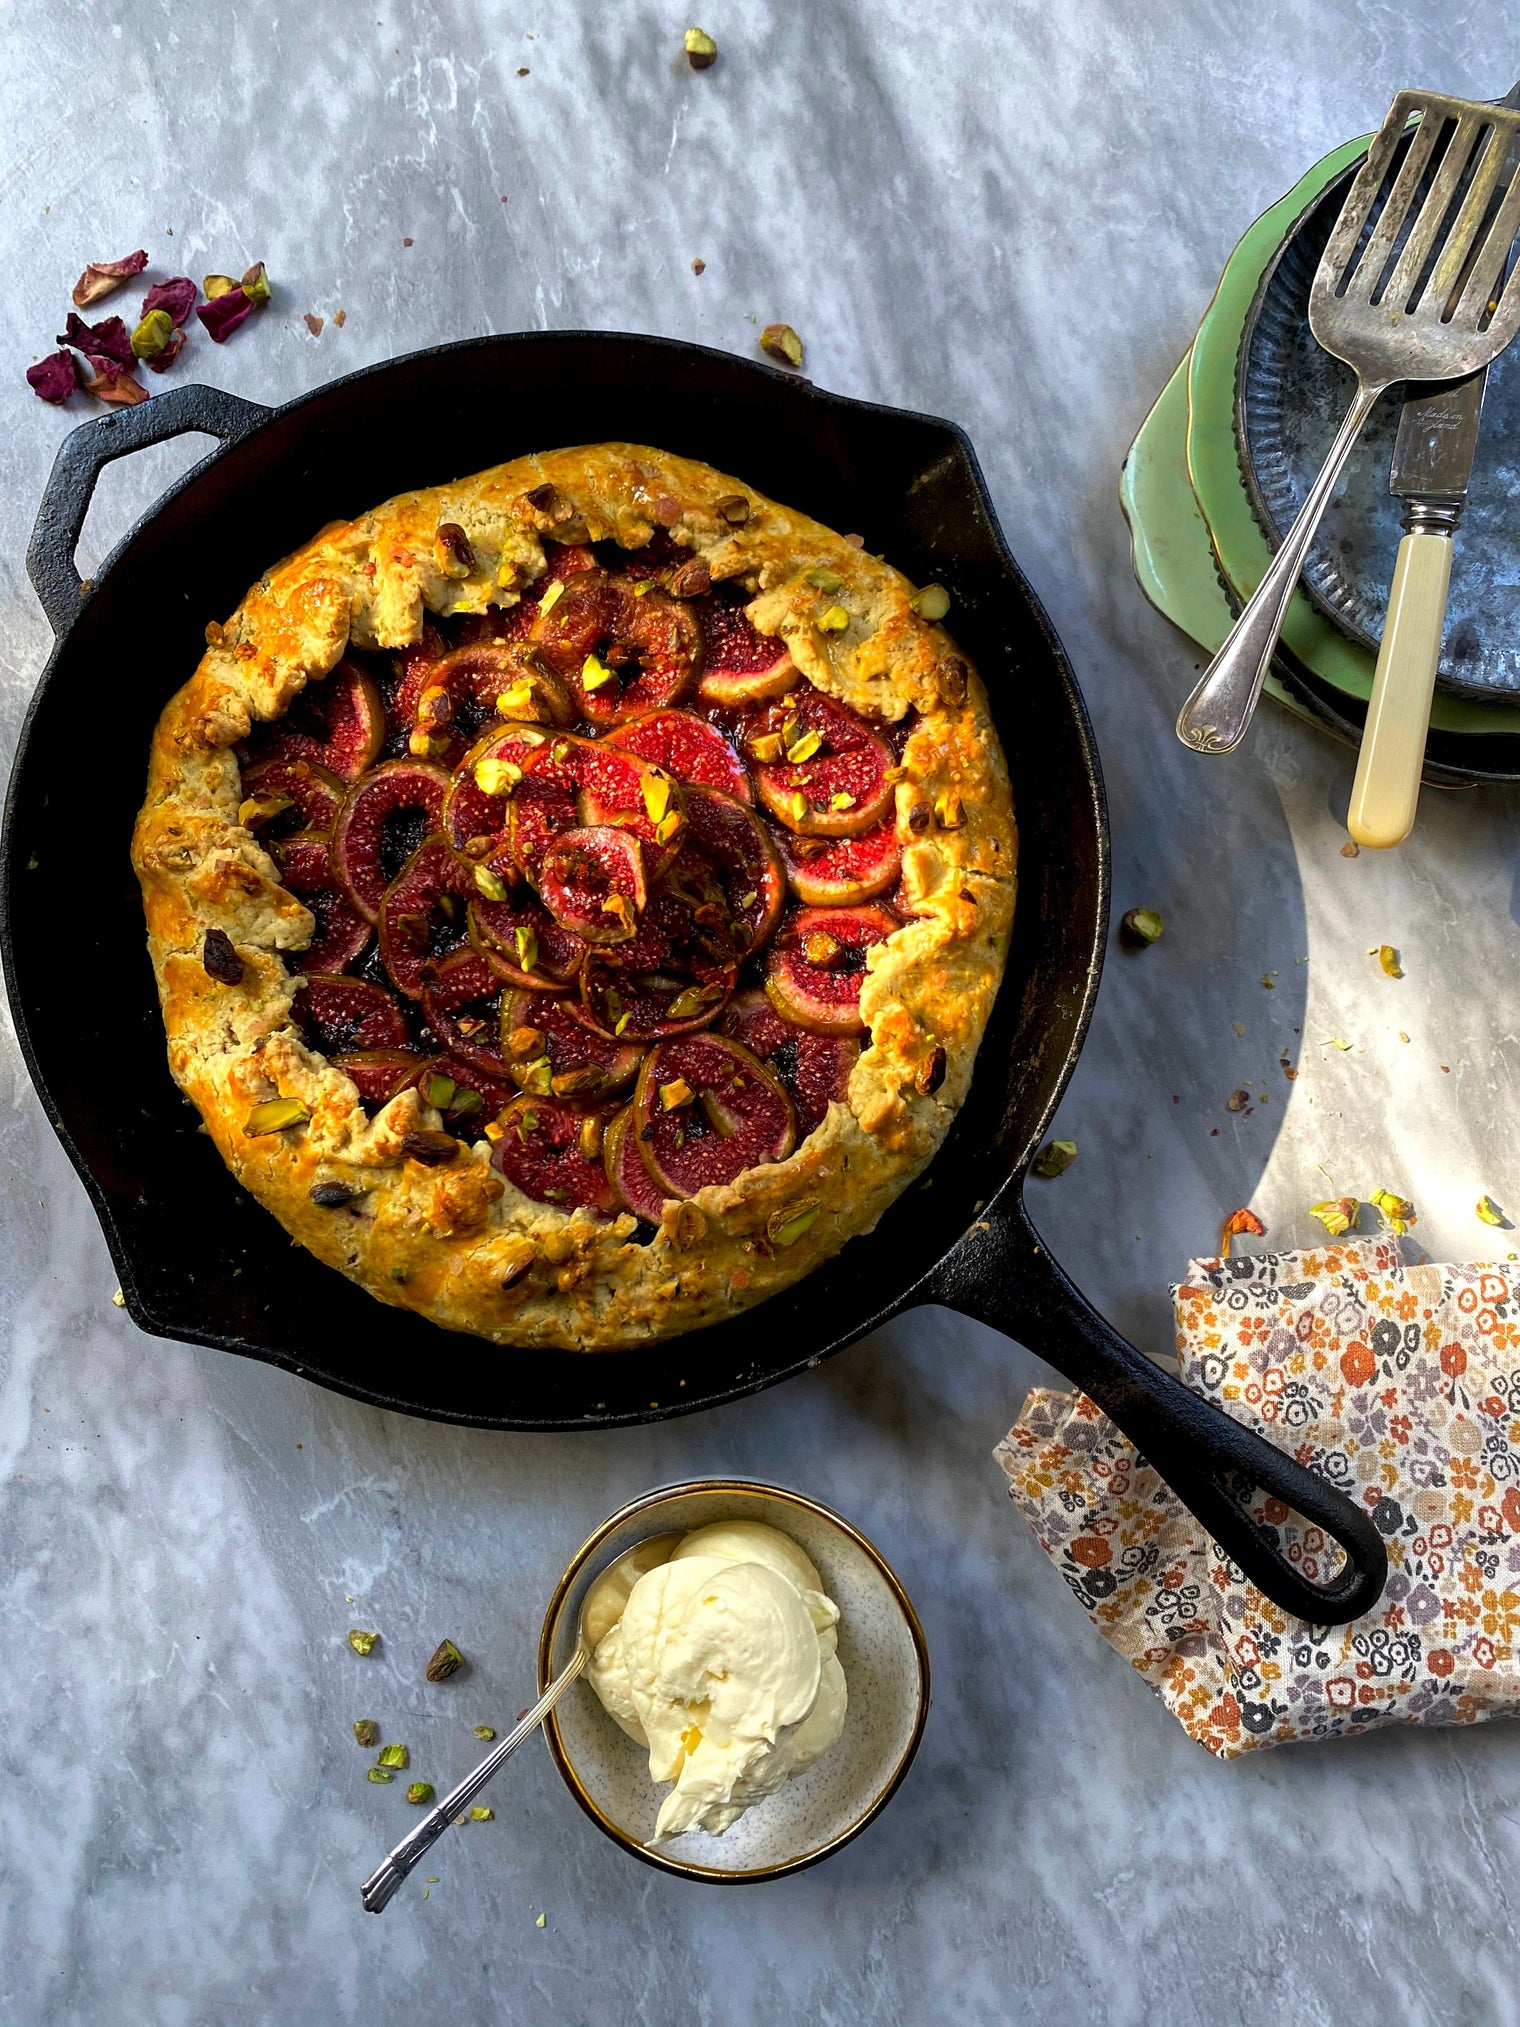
132, 444, 1016, 1350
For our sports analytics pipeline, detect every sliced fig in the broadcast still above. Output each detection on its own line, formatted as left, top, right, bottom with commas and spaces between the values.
752, 685, 895, 837
241, 753, 346, 836
444, 723, 554, 860
295, 973, 410, 1053
537, 827, 648, 944
506, 732, 585, 876
603, 1103, 670, 1222
764, 903, 898, 1035
491, 1094, 621, 1216
272, 831, 372, 975
261, 657, 386, 781
377, 833, 475, 999
783, 818, 901, 906
388, 622, 450, 746
632, 1033, 796, 1198
438, 640, 573, 727
607, 709, 751, 801
577, 935, 734, 1041
670, 785, 785, 959
421, 945, 509, 1076
530, 569, 701, 724
468, 887, 587, 989
501, 988, 644, 1098
331, 758, 452, 921
722, 987, 859, 1136
382, 1051, 511, 1132
694, 594, 796, 705
574, 741, 687, 879
332, 1047, 428, 1105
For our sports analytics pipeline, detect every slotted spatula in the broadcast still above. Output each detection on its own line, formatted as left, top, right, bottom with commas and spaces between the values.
1178, 89, 1520, 755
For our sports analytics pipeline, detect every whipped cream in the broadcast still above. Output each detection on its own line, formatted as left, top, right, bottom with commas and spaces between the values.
587, 1518, 847, 1839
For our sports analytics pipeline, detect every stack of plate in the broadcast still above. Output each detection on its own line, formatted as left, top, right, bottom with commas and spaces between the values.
1122, 136, 1520, 785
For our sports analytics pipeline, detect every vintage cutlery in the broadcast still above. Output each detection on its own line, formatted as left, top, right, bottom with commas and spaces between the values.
1177, 88, 1520, 755
360, 1530, 681, 1912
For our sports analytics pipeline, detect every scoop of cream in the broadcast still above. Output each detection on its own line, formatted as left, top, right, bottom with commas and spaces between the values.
587, 1518, 847, 1839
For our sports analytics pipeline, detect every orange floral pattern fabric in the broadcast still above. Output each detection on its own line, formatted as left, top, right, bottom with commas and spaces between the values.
995, 1239, 1520, 1758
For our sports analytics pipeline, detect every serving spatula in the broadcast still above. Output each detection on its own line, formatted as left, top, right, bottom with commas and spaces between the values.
1177, 88, 1520, 755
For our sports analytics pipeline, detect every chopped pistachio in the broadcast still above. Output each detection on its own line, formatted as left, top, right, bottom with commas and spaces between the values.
1031, 1140, 1077, 1178
406, 1782, 435, 1805
424, 1072, 457, 1110
434, 521, 474, 578
473, 863, 510, 902
536, 1913, 547, 1928
934, 789, 965, 830
522, 1058, 554, 1097
131, 308, 176, 361
1118, 907, 1163, 949
1477, 1195, 1507, 1227
684, 24, 718, 67
378, 1743, 409, 1769
829, 792, 856, 811
805, 567, 843, 592
514, 925, 539, 973
448, 1089, 483, 1120
508, 1025, 545, 1058
202, 272, 239, 300
641, 771, 673, 824
241, 261, 272, 306
353, 1718, 380, 1748
786, 790, 809, 824
578, 1112, 606, 1162
1309, 1198, 1358, 1237
1378, 944, 1403, 978
348, 1628, 379, 1656
767, 1202, 820, 1247
238, 791, 294, 828
816, 604, 849, 633
426, 1638, 466, 1682
473, 1725, 496, 1740
666, 982, 722, 1019
538, 580, 565, 617
469, 1805, 494, 1821
581, 652, 615, 691
614, 1012, 632, 1036
748, 732, 785, 764
660, 1077, 696, 1110
474, 755, 522, 796
1370, 1187, 1416, 1235
111, 1288, 126, 1308
367, 1766, 394, 1783
1322, 1036, 1353, 1052
601, 893, 635, 934
244, 1096, 310, 1136
760, 322, 804, 369
785, 728, 823, 764
714, 493, 751, 525
654, 810, 683, 846
803, 930, 840, 967
911, 584, 951, 621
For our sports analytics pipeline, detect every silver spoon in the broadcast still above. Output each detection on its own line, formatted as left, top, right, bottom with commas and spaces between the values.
360, 1530, 681, 1912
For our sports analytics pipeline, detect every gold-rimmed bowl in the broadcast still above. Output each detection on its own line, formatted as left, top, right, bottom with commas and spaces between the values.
536, 1479, 931, 1883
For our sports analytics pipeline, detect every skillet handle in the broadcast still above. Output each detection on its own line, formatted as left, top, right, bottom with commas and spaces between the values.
27, 384, 269, 634
928, 1188, 1387, 1625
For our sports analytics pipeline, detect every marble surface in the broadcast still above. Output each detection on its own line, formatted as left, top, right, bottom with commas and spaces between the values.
5, 3, 1520, 2021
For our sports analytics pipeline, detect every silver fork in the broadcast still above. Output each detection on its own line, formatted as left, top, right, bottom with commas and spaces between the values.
1177, 90, 1520, 755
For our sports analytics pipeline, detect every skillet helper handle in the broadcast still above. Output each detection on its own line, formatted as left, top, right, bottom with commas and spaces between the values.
27, 384, 269, 635
1347, 528, 1452, 849
935, 1195, 1387, 1625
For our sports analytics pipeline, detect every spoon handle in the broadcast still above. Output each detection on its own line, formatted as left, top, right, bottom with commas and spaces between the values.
360, 1646, 588, 1913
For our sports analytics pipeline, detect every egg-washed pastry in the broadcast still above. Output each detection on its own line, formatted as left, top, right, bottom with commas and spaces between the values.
132, 444, 1015, 1349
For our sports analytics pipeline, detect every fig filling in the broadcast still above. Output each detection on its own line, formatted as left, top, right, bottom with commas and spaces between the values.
236, 536, 923, 1212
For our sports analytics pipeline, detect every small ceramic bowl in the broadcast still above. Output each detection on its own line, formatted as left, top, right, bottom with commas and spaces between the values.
537, 1478, 930, 1882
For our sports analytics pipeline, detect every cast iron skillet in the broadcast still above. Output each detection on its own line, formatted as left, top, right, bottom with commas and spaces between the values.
3, 333, 1384, 1622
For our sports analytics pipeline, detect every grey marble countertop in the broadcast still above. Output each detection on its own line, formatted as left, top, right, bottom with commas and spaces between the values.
6, 4, 1520, 2022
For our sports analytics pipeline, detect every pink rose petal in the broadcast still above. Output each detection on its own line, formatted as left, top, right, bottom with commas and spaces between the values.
26, 350, 78, 405
196, 286, 255, 342
141, 276, 197, 328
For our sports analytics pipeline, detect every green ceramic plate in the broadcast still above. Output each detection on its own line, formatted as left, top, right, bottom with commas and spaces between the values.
1185, 137, 1517, 736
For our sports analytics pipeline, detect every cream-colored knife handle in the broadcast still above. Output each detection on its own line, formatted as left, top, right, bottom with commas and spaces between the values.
1348, 530, 1453, 849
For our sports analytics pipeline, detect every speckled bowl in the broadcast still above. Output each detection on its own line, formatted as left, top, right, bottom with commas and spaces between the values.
537, 1480, 930, 1882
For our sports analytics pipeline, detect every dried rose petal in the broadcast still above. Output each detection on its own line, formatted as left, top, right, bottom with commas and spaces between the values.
58, 311, 134, 367
142, 275, 197, 327
1219, 1206, 1266, 1257
197, 287, 255, 342
71, 249, 148, 308
27, 350, 78, 405
79, 357, 147, 406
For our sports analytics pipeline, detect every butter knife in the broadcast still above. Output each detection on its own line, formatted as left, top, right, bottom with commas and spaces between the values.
1346, 367, 1487, 848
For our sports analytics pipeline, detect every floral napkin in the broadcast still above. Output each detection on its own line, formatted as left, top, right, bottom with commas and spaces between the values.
995, 1237, 1520, 1757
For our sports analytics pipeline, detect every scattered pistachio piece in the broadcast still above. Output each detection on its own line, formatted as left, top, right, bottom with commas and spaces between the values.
914, 1045, 947, 1096
434, 521, 474, 578
1370, 1188, 1416, 1235
714, 493, 751, 525
536, 1913, 547, 1929
130, 308, 176, 361
1309, 1198, 1358, 1237
244, 1096, 310, 1136
111, 1288, 126, 1308
912, 583, 951, 621
581, 652, 615, 691
933, 789, 965, 830
785, 727, 824, 764
1477, 1195, 1507, 1227
378, 1743, 409, 1770
367, 1766, 394, 1783
473, 1725, 496, 1740
767, 1203, 821, 1248
1322, 1036, 1353, 1052
514, 925, 539, 973
1220, 1206, 1266, 1257
641, 771, 673, 824
424, 1072, 457, 1111
406, 1782, 435, 1805
348, 1629, 379, 1656
684, 25, 717, 66
1118, 907, 1163, 949
469, 1805, 494, 1821
654, 810, 683, 846
426, 1639, 466, 1682
748, 731, 784, 764
805, 567, 842, 592
578, 1113, 606, 1163
760, 322, 804, 368
203, 926, 245, 984
816, 604, 849, 633
353, 1719, 380, 1748
473, 863, 509, 902
1032, 1139, 1077, 1178
660, 1077, 696, 1110
829, 791, 855, 812
1378, 944, 1403, 978
399, 1130, 460, 1166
